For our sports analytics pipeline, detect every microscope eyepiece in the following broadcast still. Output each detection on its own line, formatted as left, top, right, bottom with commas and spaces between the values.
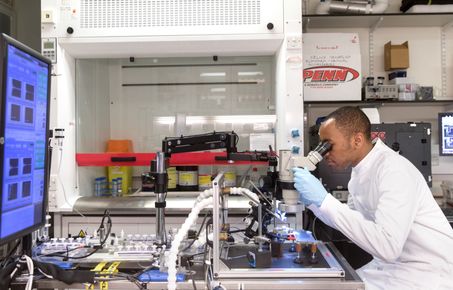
303, 141, 332, 169
284, 141, 332, 173
313, 141, 332, 157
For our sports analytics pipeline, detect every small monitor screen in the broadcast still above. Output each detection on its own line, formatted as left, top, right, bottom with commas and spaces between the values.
0, 34, 51, 244
439, 112, 453, 156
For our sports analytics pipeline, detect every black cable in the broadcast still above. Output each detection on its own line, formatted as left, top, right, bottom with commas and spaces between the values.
34, 259, 95, 284
268, 145, 279, 158
132, 263, 159, 279
101, 213, 112, 246
180, 210, 210, 253
98, 209, 109, 226
0, 258, 22, 289
38, 212, 112, 260
228, 229, 246, 234
186, 258, 198, 290
221, 197, 226, 224
104, 272, 146, 290
65, 245, 69, 261
97, 210, 112, 247
36, 246, 88, 258
205, 218, 213, 248
5, 239, 20, 260
202, 242, 209, 288
0, 239, 21, 268
62, 247, 100, 260
40, 247, 100, 260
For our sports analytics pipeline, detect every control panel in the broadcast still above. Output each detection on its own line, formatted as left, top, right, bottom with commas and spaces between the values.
41, 38, 57, 63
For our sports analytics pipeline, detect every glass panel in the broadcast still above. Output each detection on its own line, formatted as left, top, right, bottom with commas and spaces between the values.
76, 56, 276, 196
76, 56, 275, 153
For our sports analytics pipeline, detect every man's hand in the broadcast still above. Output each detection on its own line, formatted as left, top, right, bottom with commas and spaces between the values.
292, 167, 328, 207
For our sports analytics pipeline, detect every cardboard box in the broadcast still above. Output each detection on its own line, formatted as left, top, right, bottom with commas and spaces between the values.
303, 33, 361, 101
384, 41, 409, 71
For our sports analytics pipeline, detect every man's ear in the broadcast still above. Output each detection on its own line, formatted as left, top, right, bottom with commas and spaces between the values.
353, 132, 364, 148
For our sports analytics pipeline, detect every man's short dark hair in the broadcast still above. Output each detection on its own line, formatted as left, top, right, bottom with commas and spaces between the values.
325, 106, 371, 141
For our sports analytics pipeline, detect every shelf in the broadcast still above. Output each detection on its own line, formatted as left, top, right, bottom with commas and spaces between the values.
304, 99, 453, 108
72, 196, 250, 214
76, 152, 269, 167
303, 13, 453, 30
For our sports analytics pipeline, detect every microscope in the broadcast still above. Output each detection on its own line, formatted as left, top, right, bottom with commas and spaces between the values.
278, 141, 332, 229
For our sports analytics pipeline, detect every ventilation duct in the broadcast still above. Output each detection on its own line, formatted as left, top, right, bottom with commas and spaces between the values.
316, 0, 389, 14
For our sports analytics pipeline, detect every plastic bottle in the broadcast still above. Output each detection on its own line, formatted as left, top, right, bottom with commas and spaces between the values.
219, 166, 236, 188
167, 167, 178, 191
116, 177, 123, 196
94, 177, 102, 196
112, 179, 118, 196
100, 177, 108, 196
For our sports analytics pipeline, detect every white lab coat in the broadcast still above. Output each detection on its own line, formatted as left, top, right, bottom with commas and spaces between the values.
309, 139, 453, 290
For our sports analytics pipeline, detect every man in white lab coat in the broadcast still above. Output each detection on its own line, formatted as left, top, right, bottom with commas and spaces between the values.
293, 106, 453, 290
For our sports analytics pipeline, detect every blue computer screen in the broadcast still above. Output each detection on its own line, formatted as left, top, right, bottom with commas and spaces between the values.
439, 112, 453, 156
0, 41, 50, 241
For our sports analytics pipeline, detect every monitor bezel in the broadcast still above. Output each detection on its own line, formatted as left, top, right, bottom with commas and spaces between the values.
438, 112, 453, 156
0, 33, 52, 245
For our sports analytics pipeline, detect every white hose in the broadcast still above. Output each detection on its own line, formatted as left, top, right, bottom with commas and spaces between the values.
194, 188, 213, 205
24, 255, 34, 290
167, 187, 259, 290
229, 187, 260, 206
190, 187, 259, 249
167, 197, 213, 290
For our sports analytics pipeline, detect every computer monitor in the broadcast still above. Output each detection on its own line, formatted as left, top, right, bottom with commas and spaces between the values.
439, 112, 453, 156
0, 33, 51, 245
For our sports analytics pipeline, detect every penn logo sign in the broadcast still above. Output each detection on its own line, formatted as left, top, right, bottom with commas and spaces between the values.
303, 66, 360, 83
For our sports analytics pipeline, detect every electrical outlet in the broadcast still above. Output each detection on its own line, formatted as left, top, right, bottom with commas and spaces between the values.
41, 10, 54, 24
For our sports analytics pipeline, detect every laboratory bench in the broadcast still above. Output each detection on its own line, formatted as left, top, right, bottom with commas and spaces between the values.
11, 242, 364, 290
51, 195, 301, 243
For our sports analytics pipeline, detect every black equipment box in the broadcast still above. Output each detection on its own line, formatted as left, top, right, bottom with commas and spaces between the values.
309, 122, 432, 193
